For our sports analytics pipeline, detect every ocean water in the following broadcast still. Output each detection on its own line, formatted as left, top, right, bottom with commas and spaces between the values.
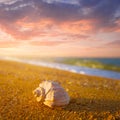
78, 58, 120, 66
0, 57, 120, 80
52, 57, 120, 66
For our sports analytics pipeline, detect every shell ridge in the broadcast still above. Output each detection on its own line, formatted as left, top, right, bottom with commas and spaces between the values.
33, 81, 70, 107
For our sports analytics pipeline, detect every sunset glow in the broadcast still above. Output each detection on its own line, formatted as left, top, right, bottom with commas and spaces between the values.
0, 0, 120, 57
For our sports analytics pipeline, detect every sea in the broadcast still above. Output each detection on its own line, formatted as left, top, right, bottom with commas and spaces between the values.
77, 58, 120, 66
0, 57, 120, 80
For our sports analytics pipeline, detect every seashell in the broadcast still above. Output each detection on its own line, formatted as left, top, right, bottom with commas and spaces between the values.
33, 80, 70, 108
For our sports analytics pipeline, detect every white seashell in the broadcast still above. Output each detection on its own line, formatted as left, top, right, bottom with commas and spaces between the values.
33, 87, 45, 102
33, 80, 70, 108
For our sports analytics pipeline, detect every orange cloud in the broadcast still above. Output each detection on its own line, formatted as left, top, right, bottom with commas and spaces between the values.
30, 40, 64, 46
29, 38, 79, 46
0, 41, 20, 48
0, 17, 93, 42
60, 19, 96, 34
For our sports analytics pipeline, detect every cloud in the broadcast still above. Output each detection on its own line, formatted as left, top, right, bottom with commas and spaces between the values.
30, 40, 64, 46
88, 39, 120, 49
29, 38, 85, 46
68, 34, 89, 40
0, 41, 20, 48
105, 40, 120, 48
0, 0, 120, 41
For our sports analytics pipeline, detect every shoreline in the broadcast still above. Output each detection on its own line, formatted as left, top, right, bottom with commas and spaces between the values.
1, 57, 120, 80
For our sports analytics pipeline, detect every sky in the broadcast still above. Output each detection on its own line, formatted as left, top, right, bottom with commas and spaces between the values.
0, 0, 120, 57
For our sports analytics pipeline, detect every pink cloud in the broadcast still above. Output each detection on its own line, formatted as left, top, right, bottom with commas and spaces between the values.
105, 40, 120, 48
29, 38, 79, 46
0, 18, 92, 41
0, 0, 120, 42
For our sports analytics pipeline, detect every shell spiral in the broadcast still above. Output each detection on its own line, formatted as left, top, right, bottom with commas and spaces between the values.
33, 81, 70, 107
33, 87, 45, 102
